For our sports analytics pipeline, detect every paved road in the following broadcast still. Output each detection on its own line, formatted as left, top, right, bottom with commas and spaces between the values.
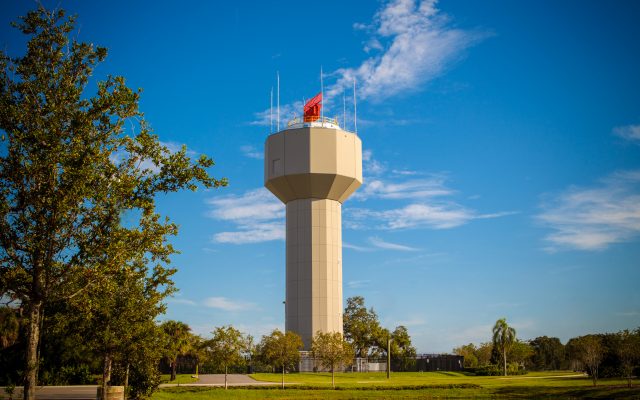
160, 373, 278, 387
1, 375, 276, 399
0, 385, 98, 400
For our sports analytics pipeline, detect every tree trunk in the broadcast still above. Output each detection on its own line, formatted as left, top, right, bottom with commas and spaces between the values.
332, 365, 335, 389
170, 359, 177, 381
101, 353, 112, 400
224, 365, 228, 389
503, 350, 507, 376
195, 362, 199, 378
124, 363, 130, 400
282, 365, 285, 389
23, 299, 42, 400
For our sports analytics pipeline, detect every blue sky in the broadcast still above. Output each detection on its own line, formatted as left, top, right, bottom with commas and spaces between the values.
2, 0, 639, 353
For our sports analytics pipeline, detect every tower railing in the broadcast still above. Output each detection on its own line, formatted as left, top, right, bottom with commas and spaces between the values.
286, 115, 340, 129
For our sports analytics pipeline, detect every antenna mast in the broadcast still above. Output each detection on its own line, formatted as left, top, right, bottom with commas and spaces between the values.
343, 90, 346, 130
353, 78, 358, 134
277, 71, 280, 132
270, 87, 273, 134
320, 66, 324, 127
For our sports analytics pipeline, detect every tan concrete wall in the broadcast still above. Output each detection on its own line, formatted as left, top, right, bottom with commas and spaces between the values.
286, 198, 342, 349
265, 127, 362, 203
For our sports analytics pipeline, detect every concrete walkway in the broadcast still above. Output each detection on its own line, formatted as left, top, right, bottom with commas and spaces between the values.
159, 373, 279, 387
0, 385, 98, 400
1, 376, 277, 399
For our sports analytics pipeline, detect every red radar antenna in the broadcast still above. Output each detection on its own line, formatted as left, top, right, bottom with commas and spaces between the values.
303, 92, 322, 122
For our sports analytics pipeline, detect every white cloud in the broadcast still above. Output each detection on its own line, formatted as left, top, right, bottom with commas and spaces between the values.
616, 310, 640, 317
326, 0, 485, 102
240, 145, 263, 159
394, 316, 427, 327
207, 188, 285, 244
349, 203, 471, 230
166, 298, 197, 306
537, 170, 640, 251
392, 169, 418, 176
251, 99, 304, 127
357, 177, 453, 200
369, 236, 419, 251
251, 0, 484, 125
343, 242, 372, 252
347, 169, 514, 230
347, 280, 371, 289
613, 124, 640, 143
203, 297, 256, 312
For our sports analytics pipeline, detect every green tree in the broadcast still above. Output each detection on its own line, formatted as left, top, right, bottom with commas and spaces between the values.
188, 334, 208, 379
207, 326, 251, 389
343, 296, 383, 358
616, 329, 640, 388
453, 343, 479, 368
0, 7, 225, 399
161, 321, 192, 382
575, 335, 604, 386
492, 318, 516, 376
258, 329, 304, 388
475, 342, 494, 366
390, 325, 417, 371
508, 340, 534, 372
311, 331, 354, 389
0, 306, 20, 349
63, 210, 178, 398
529, 336, 565, 370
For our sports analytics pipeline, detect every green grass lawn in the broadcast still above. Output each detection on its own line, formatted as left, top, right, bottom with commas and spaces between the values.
160, 374, 199, 384
153, 371, 640, 399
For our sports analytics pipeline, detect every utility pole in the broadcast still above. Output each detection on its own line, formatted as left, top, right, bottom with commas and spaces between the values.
387, 337, 391, 379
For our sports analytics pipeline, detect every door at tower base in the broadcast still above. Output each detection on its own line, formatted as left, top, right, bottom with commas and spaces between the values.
264, 126, 363, 349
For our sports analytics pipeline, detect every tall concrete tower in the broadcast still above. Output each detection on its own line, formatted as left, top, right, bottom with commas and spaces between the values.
264, 113, 362, 349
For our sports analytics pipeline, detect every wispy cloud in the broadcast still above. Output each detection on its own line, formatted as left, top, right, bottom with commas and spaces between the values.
347, 164, 514, 230
240, 145, 263, 159
207, 188, 284, 244
166, 298, 197, 306
616, 310, 640, 317
343, 242, 373, 252
537, 170, 640, 251
326, 0, 486, 102
348, 203, 469, 230
251, 0, 485, 125
347, 280, 371, 289
203, 297, 256, 312
356, 176, 453, 200
369, 236, 419, 251
394, 316, 427, 327
251, 100, 303, 127
613, 124, 640, 143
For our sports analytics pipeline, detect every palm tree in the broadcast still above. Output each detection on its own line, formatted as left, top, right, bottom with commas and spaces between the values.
492, 318, 516, 376
161, 320, 192, 381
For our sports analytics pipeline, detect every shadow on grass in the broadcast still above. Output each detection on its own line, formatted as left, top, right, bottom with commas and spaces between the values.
491, 384, 640, 399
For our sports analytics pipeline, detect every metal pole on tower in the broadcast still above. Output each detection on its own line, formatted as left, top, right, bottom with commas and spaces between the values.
270, 87, 273, 134
353, 78, 358, 134
320, 66, 324, 127
277, 71, 280, 132
343, 90, 346, 130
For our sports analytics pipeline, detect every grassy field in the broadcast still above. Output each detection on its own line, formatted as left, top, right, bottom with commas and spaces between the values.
153, 371, 640, 399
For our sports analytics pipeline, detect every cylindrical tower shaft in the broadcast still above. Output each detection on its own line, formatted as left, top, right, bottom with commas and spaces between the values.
286, 198, 343, 348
